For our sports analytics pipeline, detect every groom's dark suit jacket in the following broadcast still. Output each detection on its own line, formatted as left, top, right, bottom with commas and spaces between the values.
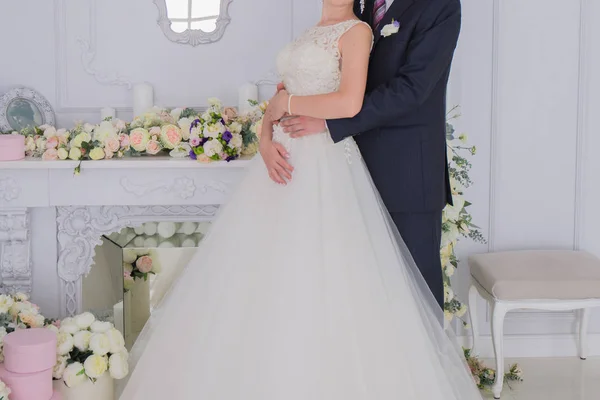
327, 0, 461, 213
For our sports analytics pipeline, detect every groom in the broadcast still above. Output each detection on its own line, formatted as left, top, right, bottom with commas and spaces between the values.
281, 0, 461, 310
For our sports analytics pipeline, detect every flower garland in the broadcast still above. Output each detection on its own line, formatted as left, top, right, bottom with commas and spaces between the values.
0, 293, 48, 361
123, 249, 161, 292
3, 98, 266, 175
441, 107, 486, 324
464, 348, 523, 391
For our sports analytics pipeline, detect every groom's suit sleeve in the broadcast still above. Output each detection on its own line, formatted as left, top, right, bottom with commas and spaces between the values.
327, 0, 461, 142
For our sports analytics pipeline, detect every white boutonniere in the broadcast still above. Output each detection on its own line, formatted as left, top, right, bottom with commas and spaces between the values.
380, 19, 400, 37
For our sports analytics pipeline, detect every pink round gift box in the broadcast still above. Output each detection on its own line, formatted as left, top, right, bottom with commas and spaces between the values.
0, 364, 53, 400
51, 389, 62, 400
0, 135, 25, 161
4, 329, 57, 374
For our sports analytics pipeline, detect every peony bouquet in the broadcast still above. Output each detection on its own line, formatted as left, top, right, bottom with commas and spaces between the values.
123, 249, 161, 292
51, 312, 129, 388
0, 293, 48, 361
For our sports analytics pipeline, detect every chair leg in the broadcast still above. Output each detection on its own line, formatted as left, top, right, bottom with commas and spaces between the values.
579, 308, 591, 360
468, 284, 479, 354
491, 302, 508, 399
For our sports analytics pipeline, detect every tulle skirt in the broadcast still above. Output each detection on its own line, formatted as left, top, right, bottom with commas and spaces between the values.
118, 127, 482, 399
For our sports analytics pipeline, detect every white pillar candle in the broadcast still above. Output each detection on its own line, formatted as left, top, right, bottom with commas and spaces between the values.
100, 107, 116, 120
238, 82, 258, 114
133, 82, 154, 118
113, 301, 124, 336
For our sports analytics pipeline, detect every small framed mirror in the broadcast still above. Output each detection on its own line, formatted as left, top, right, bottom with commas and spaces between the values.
154, 0, 233, 46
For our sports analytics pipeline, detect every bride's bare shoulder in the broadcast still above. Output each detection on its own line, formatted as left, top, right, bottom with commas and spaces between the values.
339, 21, 373, 50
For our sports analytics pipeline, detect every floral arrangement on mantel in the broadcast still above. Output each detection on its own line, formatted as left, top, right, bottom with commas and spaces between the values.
123, 249, 161, 293
0, 379, 10, 400
4, 98, 266, 174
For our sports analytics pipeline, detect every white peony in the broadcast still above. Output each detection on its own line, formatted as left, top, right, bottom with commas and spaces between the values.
106, 328, 125, 354
228, 121, 242, 134
60, 320, 81, 335
83, 354, 108, 379
178, 117, 193, 140
0, 295, 14, 313
73, 330, 93, 351
53, 355, 69, 379
108, 352, 129, 379
228, 133, 243, 150
203, 139, 223, 157
170, 108, 183, 121
74, 312, 96, 329
83, 123, 95, 133
90, 321, 112, 334
57, 332, 74, 355
89, 333, 111, 356
93, 121, 118, 143
63, 362, 86, 388
43, 126, 57, 138
123, 249, 138, 264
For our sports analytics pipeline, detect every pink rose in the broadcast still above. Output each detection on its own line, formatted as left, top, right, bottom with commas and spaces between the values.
105, 137, 120, 153
119, 133, 130, 149
42, 148, 58, 160
145, 140, 161, 155
136, 256, 153, 273
46, 136, 59, 149
115, 119, 127, 132
222, 107, 238, 124
149, 126, 161, 136
197, 154, 211, 163
104, 148, 114, 159
129, 128, 149, 151
58, 135, 69, 146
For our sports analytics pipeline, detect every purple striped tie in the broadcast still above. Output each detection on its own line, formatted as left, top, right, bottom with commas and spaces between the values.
372, 0, 387, 29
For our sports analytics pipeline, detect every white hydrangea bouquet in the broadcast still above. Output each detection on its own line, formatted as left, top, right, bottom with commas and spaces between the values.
123, 249, 161, 292
0, 292, 48, 361
0, 379, 10, 400
52, 312, 129, 388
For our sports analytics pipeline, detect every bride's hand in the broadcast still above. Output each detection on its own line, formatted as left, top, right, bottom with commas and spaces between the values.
259, 139, 293, 185
266, 90, 290, 122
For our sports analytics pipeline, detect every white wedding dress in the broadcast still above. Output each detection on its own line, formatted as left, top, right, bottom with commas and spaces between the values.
120, 20, 482, 400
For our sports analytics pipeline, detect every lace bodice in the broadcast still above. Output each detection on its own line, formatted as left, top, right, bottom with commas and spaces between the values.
276, 20, 369, 96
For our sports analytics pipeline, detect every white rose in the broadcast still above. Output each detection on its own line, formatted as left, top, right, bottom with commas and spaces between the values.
57, 332, 74, 355
203, 123, 222, 139
228, 133, 243, 150
106, 328, 125, 354
380, 20, 400, 37
0, 381, 10, 399
203, 139, 223, 157
93, 121, 118, 143
108, 352, 129, 379
0, 295, 14, 313
83, 123, 95, 133
60, 320, 81, 335
122, 263, 133, 274
90, 321, 113, 334
444, 283, 455, 301
74, 312, 96, 329
178, 117, 192, 140
73, 330, 93, 351
123, 249, 138, 264
445, 263, 455, 277
84, 354, 108, 379
63, 362, 86, 388
89, 333, 111, 356
57, 147, 69, 160
35, 137, 47, 151
441, 224, 459, 247
53, 355, 69, 379
207, 97, 222, 108
170, 108, 183, 121
43, 126, 57, 138
228, 121, 242, 134
25, 137, 36, 152
46, 324, 59, 334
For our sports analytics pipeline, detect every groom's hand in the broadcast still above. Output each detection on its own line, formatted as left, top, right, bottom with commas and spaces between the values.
281, 116, 326, 138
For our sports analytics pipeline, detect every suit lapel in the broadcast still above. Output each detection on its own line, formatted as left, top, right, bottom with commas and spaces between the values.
372, 0, 416, 47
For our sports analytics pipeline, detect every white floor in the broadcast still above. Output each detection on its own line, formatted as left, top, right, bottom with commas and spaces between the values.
482, 357, 600, 400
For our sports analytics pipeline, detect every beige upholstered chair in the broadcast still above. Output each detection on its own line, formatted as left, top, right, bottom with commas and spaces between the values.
468, 250, 600, 399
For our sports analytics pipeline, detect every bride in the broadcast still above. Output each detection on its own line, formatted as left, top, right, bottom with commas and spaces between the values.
120, 0, 482, 399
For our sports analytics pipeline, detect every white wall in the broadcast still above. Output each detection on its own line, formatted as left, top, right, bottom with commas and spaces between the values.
455, 0, 600, 357
2, 0, 600, 356
0, 0, 321, 127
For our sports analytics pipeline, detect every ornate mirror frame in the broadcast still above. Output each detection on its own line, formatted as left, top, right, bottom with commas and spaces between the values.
153, 0, 234, 46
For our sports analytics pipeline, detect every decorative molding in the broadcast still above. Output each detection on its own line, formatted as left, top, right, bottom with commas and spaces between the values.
0, 178, 21, 202
120, 177, 197, 199
77, 39, 133, 89
0, 209, 32, 294
153, 0, 233, 47
254, 69, 280, 86
57, 205, 220, 316
573, 0, 590, 251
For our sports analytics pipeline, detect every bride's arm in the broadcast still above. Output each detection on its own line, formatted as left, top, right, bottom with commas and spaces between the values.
266, 23, 372, 121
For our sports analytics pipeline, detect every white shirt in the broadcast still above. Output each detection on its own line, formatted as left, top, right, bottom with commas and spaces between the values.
386, 0, 395, 9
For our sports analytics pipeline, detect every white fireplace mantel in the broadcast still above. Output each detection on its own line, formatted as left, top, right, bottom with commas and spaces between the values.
0, 156, 252, 316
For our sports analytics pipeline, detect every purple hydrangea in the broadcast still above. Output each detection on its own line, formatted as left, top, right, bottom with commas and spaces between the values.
189, 150, 197, 160
222, 130, 232, 142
